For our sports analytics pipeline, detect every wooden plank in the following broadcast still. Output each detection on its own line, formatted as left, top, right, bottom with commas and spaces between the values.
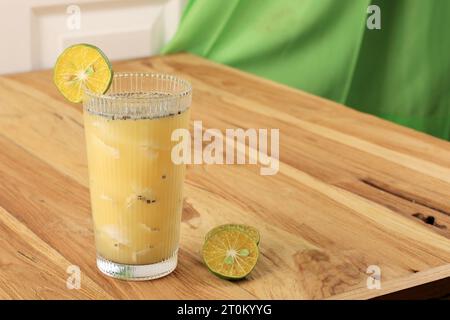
153, 54, 450, 168
0, 207, 111, 299
0, 53, 449, 299
331, 264, 450, 300
135, 55, 450, 237
0, 133, 255, 299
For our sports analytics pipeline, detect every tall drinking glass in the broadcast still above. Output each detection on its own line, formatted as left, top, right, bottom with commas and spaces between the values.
82, 73, 192, 280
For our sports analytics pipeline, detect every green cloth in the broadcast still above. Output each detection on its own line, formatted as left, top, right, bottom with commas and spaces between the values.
162, 0, 450, 140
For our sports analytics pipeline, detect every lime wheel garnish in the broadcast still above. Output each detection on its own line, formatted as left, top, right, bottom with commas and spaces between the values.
53, 43, 113, 103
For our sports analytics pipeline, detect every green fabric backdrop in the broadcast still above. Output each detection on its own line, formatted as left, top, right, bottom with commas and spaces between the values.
162, 0, 450, 140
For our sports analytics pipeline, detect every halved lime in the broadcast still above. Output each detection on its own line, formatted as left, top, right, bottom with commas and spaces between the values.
53, 43, 113, 103
202, 229, 259, 280
205, 224, 260, 245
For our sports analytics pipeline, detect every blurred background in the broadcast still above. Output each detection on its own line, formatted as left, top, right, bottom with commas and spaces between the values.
1, 0, 449, 140
0, 0, 186, 73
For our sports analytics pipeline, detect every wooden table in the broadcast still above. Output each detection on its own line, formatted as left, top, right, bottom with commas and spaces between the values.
0, 53, 449, 300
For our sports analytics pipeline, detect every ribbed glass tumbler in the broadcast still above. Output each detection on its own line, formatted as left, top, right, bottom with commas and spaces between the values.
82, 73, 192, 280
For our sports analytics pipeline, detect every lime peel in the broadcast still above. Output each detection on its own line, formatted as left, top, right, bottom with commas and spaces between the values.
205, 224, 260, 245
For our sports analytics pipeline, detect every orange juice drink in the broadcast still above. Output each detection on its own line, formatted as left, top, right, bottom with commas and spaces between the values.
83, 73, 191, 280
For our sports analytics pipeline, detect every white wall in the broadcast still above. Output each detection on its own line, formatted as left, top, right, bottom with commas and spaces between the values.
0, 0, 186, 74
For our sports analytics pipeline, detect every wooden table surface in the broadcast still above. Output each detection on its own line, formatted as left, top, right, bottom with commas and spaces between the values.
0, 53, 449, 300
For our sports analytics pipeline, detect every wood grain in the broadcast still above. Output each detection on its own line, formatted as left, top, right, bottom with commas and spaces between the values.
0, 206, 111, 300
0, 53, 449, 299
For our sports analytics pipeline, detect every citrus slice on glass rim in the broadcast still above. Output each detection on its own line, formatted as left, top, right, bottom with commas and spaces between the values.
202, 229, 259, 280
53, 43, 113, 103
